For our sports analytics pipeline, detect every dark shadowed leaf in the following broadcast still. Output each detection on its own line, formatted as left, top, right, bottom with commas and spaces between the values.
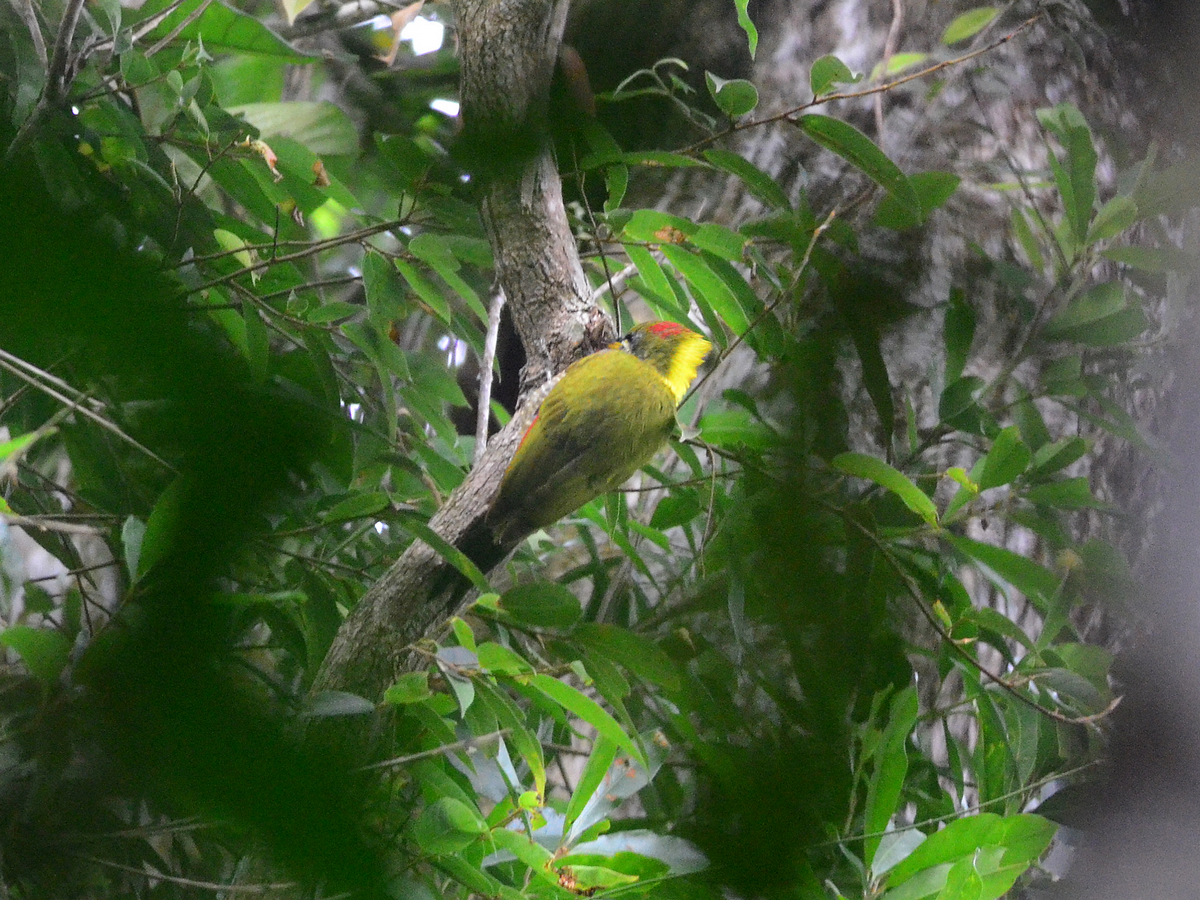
799, 115, 920, 217
499, 582, 582, 629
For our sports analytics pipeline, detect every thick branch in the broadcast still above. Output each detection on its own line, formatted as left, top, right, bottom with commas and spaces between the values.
312, 0, 610, 719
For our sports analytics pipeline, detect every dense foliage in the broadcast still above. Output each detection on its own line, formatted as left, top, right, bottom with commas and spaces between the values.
0, 1, 1182, 898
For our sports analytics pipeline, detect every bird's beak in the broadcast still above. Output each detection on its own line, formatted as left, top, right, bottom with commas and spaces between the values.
607, 340, 622, 350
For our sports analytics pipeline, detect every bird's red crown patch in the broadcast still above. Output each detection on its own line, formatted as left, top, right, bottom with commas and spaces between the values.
647, 321, 688, 338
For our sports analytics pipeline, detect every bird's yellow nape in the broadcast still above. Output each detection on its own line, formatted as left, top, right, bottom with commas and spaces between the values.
660, 328, 712, 404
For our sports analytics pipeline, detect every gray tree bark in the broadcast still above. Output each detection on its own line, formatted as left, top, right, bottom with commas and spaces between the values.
312, 0, 609, 719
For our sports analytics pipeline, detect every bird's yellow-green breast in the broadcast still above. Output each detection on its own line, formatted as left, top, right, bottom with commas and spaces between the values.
487, 321, 711, 544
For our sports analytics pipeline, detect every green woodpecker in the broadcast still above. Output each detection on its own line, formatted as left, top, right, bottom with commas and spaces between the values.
487, 321, 712, 544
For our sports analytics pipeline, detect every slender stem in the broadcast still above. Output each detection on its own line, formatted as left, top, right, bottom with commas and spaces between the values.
679, 13, 1043, 156
79, 856, 294, 894
0, 350, 176, 473
360, 729, 509, 771
144, 0, 215, 57
475, 288, 506, 466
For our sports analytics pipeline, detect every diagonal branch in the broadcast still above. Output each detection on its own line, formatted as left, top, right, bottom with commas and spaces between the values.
311, 0, 610, 730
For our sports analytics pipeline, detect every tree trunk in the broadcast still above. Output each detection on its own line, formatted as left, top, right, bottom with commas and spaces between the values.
312, 0, 609, 720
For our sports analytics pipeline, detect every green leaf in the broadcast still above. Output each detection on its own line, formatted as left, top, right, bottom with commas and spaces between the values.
832, 453, 939, 527
451, 617, 476, 652
414, 797, 487, 856
0, 430, 48, 464
243, 304, 268, 383
660, 244, 751, 335
1041, 105, 1096, 243
699, 408, 777, 451
434, 856, 503, 895
947, 535, 1059, 610
1010, 207, 1045, 274
499, 582, 581, 629
874, 52, 927, 78
941, 7, 999, 45
1060, 307, 1148, 347
563, 734, 620, 837
279, 0, 312, 25
1043, 282, 1125, 339
530, 674, 643, 764
476, 642, 533, 675
229, 101, 356, 155
384, 671, 432, 704
702, 149, 791, 210
398, 513, 490, 592
394, 259, 451, 324
322, 491, 389, 523
488, 828, 556, 876
874, 830, 927, 879
121, 516, 146, 582
474, 682, 546, 798
734, 0, 758, 58
363, 250, 408, 324
936, 855, 984, 900
799, 115, 920, 217
573, 623, 681, 692
409, 233, 486, 322
1029, 437, 1090, 478
810, 55, 861, 95
688, 223, 746, 261
975, 426, 1030, 490
886, 813, 1055, 889
705, 73, 759, 117
1025, 476, 1107, 509
620, 150, 706, 169
623, 209, 698, 243
943, 289, 975, 384
865, 687, 919, 866
1087, 195, 1137, 243
875, 172, 961, 230
306, 300, 360, 324
0, 626, 71, 684
1041, 356, 1086, 397
1133, 153, 1200, 218
606, 164, 629, 212
556, 865, 639, 890
302, 690, 375, 717
1102, 245, 1197, 272
139, 478, 185, 578
626, 245, 678, 309
137, 0, 313, 61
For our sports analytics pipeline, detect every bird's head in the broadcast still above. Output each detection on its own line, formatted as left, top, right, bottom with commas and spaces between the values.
612, 321, 713, 404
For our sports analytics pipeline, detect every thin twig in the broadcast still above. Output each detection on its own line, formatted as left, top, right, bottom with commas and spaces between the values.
874, 0, 904, 142
143, 0, 215, 57
25, 560, 120, 584
682, 207, 837, 406
1, 514, 105, 536
79, 855, 294, 894
810, 758, 1102, 851
475, 288, 506, 466
45, 0, 87, 103
177, 221, 407, 298
847, 512, 1119, 727
0, 351, 176, 473
360, 729, 509, 771
13, 0, 48, 66
588, 262, 637, 306
679, 13, 1043, 156
171, 218, 405, 270
3, 0, 89, 161
0, 349, 103, 412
